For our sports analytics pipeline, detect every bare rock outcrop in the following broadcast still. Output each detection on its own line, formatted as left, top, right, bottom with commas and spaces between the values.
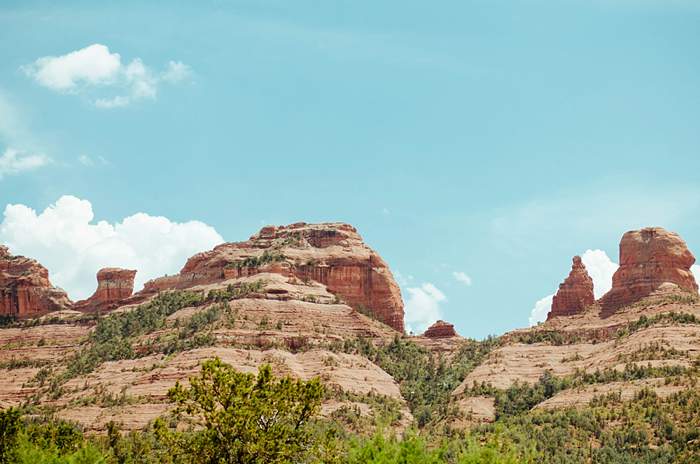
74, 268, 137, 313
0, 245, 71, 318
134, 223, 405, 332
423, 320, 458, 338
599, 227, 698, 317
547, 256, 595, 319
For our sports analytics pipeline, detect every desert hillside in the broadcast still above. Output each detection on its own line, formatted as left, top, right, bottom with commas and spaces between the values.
1, 223, 699, 462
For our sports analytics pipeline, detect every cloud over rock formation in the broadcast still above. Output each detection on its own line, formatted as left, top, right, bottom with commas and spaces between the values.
599, 227, 698, 317
548, 256, 595, 319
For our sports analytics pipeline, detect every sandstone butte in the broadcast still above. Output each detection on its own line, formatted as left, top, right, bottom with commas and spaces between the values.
0, 245, 71, 319
423, 320, 458, 338
547, 256, 595, 319
73, 268, 137, 313
133, 222, 406, 332
599, 226, 699, 317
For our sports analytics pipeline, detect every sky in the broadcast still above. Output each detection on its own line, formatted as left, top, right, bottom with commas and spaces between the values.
1, 0, 700, 338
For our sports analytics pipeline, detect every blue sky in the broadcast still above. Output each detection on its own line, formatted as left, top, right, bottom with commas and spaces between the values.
1, 0, 700, 338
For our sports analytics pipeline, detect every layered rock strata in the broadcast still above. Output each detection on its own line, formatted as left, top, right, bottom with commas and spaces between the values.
135, 223, 405, 332
74, 268, 137, 312
423, 320, 458, 338
599, 227, 698, 316
0, 245, 71, 318
548, 256, 595, 319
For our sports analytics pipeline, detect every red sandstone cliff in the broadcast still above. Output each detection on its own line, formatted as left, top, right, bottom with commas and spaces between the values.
135, 223, 405, 332
599, 227, 698, 317
0, 245, 71, 318
74, 268, 137, 313
548, 256, 595, 319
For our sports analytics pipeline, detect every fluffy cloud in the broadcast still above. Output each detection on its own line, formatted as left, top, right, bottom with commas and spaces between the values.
528, 249, 619, 326
23, 44, 192, 108
404, 283, 446, 334
528, 294, 554, 327
0, 196, 224, 300
580, 249, 619, 298
452, 271, 472, 286
0, 148, 50, 179
691, 265, 700, 282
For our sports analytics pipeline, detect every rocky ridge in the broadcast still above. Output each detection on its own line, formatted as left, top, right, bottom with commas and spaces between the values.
134, 222, 405, 332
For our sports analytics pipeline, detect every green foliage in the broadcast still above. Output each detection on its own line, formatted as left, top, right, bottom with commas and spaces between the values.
345, 430, 540, 464
0, 315, 17, 328
473, 388, 700, 463
617, 312, 700, 339
58, 283, 265, 384
340, 335, 498, 426
0, 407, 21, 463
509, 330, 569, 345
0, 410, 107, 464
226, 250, 286, 270
165, 358, 326, 463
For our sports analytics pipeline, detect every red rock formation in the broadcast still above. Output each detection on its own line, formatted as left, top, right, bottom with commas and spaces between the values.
0, 245, 71, 318
547, 256, 595, 319
74, 268, 137, 313
599, 227, 698, 317
423, 320, 458, 338
134, 223, 405, 332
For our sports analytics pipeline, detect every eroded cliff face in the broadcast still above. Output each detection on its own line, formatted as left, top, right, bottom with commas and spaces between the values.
74, 268, 137, 313
599, 227, 698, 317
548, 256, 595, 319
136, 223, 405, 332
0, 245, 71, 318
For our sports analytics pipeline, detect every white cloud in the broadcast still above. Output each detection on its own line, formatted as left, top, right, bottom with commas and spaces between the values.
580, 249, 618, 298
22, 44, 121, 91
77, 154, 108, 166
0, 148, 50, 178
404, 282, 446, 334
23, 44, 192, 108
528, 249, 619, 326
528, 294, 553, 327
691, 265, 700, 282
0, 195, 224, 300
162, 61, 192, 83
452, 271, 472, 286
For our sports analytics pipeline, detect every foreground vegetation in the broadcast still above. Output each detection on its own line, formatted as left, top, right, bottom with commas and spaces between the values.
3, 356, 699, 463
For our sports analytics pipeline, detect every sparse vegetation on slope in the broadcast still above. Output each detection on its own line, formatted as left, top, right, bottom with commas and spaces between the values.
339, 335, 499, 427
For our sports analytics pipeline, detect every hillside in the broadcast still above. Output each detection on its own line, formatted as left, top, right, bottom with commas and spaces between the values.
1, 223, 699, 462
